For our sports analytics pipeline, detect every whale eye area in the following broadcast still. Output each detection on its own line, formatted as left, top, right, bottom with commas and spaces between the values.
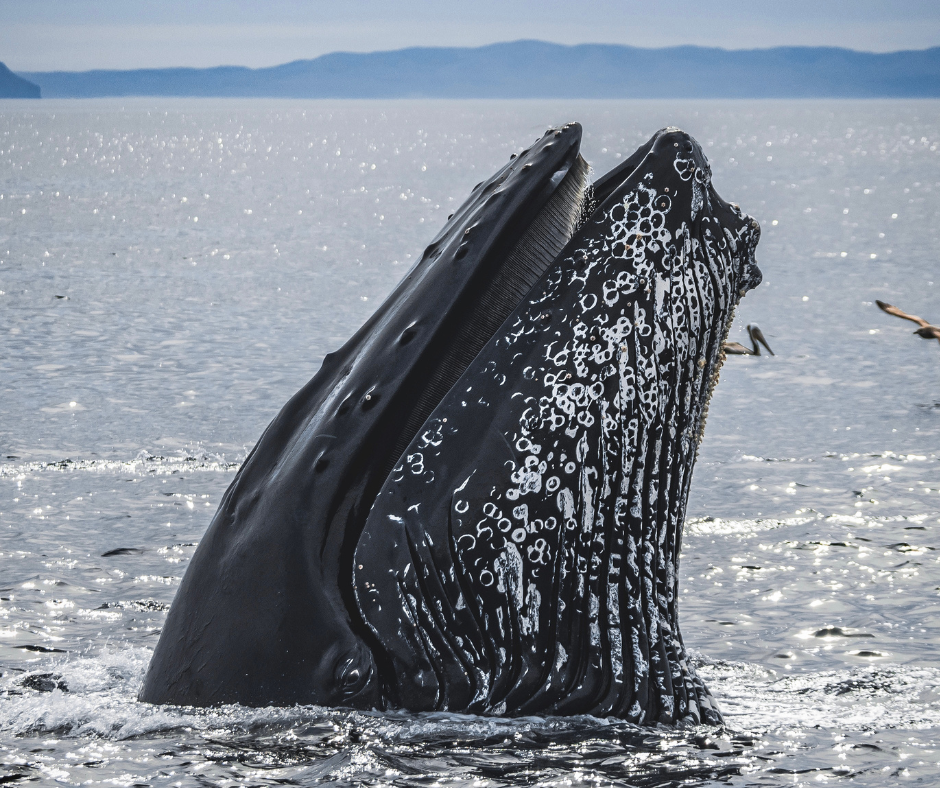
361, 390, 380, 410
333, 654, 371, 698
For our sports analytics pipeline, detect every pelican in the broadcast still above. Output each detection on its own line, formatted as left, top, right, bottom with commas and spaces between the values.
876, 300, 940, 344
723, 323, 775, 356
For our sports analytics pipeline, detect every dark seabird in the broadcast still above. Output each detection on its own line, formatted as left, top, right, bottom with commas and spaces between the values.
876, 300, 940, 344
722, 323, 775, 356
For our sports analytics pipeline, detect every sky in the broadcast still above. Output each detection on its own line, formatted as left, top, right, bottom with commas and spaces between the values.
1, 0, 939, 72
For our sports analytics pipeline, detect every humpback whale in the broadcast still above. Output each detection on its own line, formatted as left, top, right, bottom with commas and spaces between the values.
140, 125, 762, 724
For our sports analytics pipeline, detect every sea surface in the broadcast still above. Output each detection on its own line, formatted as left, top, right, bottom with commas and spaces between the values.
0, 98, 938, 786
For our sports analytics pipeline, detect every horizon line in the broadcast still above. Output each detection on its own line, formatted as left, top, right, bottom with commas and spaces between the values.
16, 38, 940, 75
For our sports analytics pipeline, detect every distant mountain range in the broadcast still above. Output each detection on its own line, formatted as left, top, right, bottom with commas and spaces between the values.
9, 40, 940, 99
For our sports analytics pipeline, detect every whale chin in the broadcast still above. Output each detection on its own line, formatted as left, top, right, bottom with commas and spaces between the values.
139, 124, 760, 723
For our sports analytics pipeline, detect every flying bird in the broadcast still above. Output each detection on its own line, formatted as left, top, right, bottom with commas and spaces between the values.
723, 323, 775, 356
876, 300, 940, 343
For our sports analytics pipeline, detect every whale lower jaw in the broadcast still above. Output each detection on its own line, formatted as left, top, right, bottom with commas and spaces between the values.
353, 129, 761, 722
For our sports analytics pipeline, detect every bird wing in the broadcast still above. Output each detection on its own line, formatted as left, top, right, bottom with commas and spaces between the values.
876, 300, 930, 328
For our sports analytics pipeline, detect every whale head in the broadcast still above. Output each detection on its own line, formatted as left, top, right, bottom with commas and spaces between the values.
140, 125, 761, 723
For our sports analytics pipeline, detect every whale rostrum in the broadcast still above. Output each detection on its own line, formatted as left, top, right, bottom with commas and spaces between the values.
139, 124, 761, 723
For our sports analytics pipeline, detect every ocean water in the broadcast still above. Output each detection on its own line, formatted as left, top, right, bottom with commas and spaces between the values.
0, 98, 938, 786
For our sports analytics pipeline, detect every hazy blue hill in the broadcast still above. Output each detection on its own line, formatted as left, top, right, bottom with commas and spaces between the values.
19, 40, 940, 98
0, 61, 40, 98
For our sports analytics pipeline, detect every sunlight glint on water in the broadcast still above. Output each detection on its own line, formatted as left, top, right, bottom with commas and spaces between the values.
0, 99, 938, 786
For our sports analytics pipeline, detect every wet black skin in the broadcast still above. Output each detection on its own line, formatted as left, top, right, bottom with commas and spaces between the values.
138, 123, 584, 707
140, 126, 761, 720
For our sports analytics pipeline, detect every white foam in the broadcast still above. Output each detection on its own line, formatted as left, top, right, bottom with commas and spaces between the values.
699, 657, 940, 733
0, 646, 625, 743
